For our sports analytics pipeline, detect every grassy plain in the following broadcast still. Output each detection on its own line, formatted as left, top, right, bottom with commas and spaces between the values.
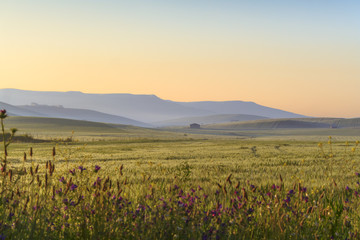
2, 116, 360, 239
7, 137, 360, 189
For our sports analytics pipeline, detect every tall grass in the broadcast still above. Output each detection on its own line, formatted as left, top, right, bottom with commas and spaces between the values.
1, 111, 360, 239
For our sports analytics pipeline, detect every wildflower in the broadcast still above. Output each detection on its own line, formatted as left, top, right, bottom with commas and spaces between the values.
0, 109, 7, 119
78, 166, 86, 172
94, 165, 101, 173
70, 184, 78, 191
93, 177, 102, 187
56, 188, 63, 195
247, 208, 254, 215
69, 169, 75, 175
59, 177, 66, 183
283, 196, 291, 203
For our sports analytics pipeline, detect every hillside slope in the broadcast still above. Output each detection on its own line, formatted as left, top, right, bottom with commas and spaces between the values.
0, 89, 212, 122
17, 104, 150, 127
0, 89, 307, 122
177, 101, 306, 119
205, 118, 360, 130
0, 101, 46, 117
153, 114, 268, 127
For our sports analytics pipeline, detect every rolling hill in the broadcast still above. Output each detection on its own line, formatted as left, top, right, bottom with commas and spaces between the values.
17, 104, 151, 127
0, 89, 212, 122
153, 114, 268, 127
0, 89, 306, 122
0, 101, 150, 127
177, 101, 306, 119
0, 101, 46, 117
205, 118, 360, 130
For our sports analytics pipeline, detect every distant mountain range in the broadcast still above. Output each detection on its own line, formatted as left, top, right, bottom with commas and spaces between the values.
0, 101, 150, 127
0, 89, 306, 126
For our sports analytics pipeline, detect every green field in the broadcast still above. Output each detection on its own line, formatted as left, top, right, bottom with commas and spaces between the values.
2, 117, 360, 239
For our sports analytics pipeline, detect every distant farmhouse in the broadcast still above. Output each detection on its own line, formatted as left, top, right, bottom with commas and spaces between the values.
190, 123, 201, 129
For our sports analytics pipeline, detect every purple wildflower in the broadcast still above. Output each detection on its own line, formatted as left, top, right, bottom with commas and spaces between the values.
70, 184, 78, 191
283, 196, 291, 203
0, 109, 7, 119
93, 177, 102, 187
78, 166, 86, 172
247, 208, 254, 215
59, 177, 65, 183
69, 169, 75, 175
94, 165, 101, 172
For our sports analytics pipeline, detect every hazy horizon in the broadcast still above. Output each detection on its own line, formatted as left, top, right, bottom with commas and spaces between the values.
1, 1, 359, 118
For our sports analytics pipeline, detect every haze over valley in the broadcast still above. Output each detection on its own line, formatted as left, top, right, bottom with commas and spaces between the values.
1, 89, 360, 135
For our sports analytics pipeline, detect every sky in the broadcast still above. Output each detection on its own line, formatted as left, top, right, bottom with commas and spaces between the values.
1, 1, 359, 117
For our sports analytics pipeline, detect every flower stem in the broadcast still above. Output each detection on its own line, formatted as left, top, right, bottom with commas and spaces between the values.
1, 119, 6, 163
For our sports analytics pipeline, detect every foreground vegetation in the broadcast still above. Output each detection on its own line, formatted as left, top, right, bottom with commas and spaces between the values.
1, 112, 360, 239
